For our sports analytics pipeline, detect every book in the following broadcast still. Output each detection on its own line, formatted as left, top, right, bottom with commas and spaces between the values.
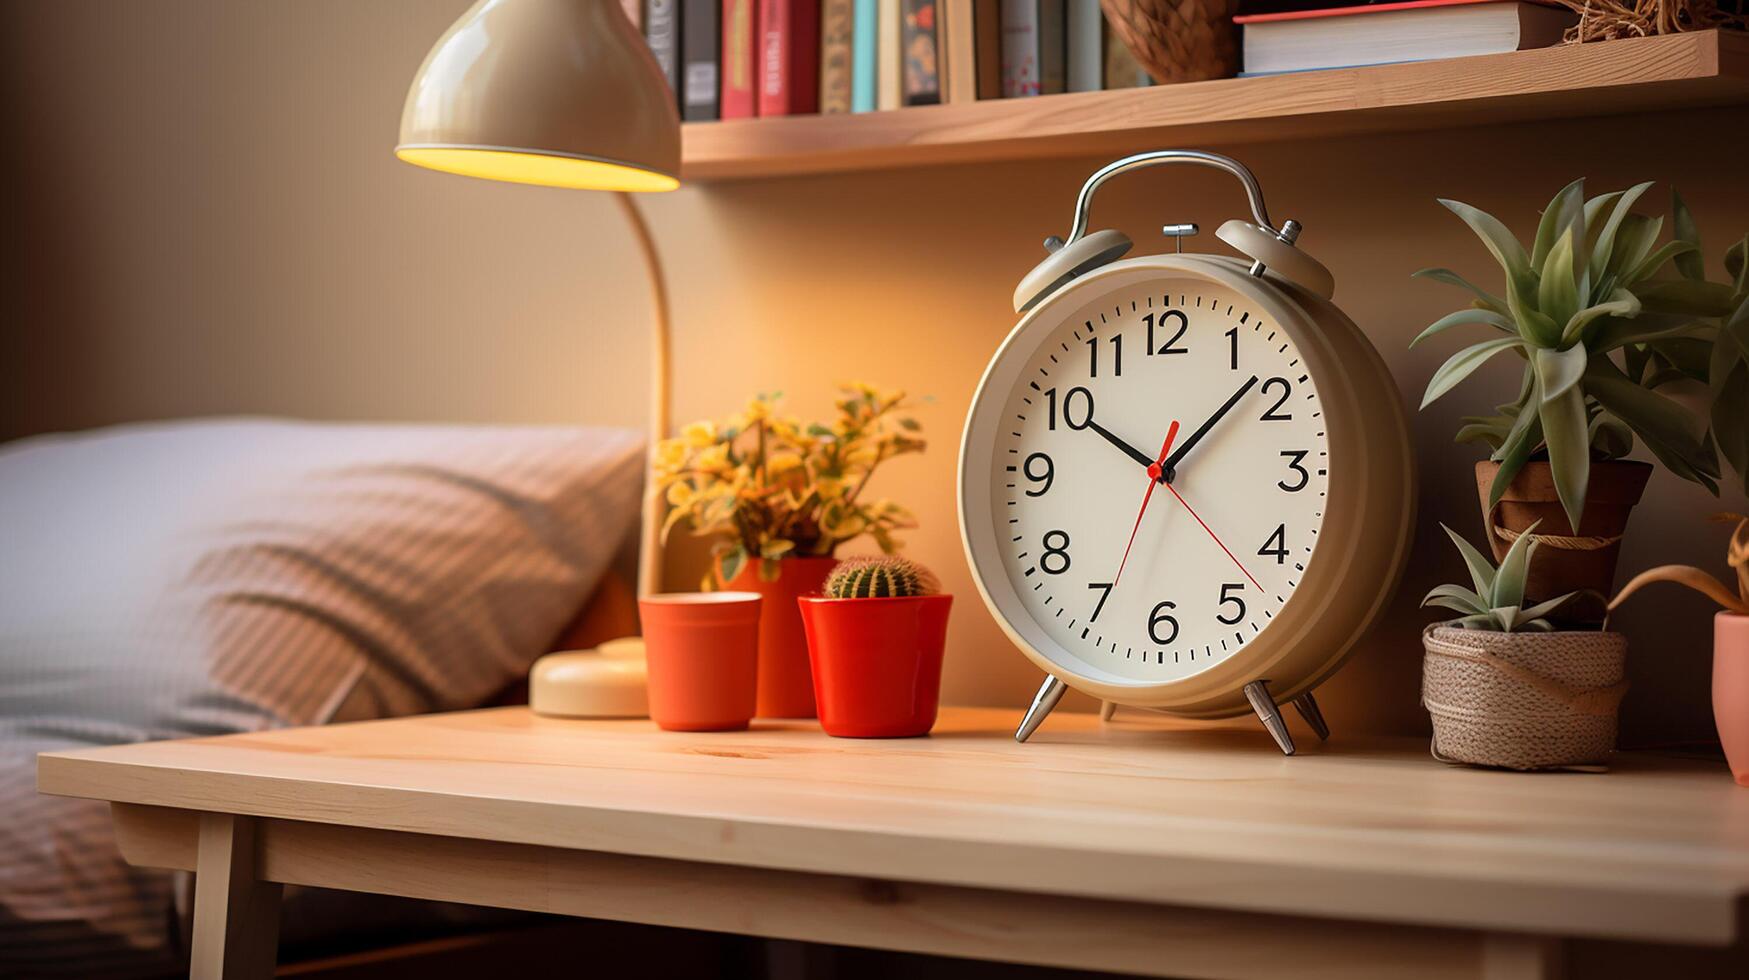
901, 1, 941, 105
682, 0, 721, 120
1236, 0, 1574, 75
722, 0, 759, 118
1066, 0, 1102, 92
944, 0, 979, 103
852, 0, 878, 110
974, 0, 1002, 99
1000, 0, 1039, 97
822, 0, 856, 112
1037, 0, 1066, 94
878, 0, 902, 109
1102, 16, 1152, 88
758, 0, 821, 116
621, 0, 644, 30
646, 0, 681, 96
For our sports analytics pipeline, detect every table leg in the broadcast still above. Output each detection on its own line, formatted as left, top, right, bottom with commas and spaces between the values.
190, 813, 282, 980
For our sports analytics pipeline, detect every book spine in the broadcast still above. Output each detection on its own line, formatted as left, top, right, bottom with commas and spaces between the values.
1037, 0, 1065, 94
722, 0, 759, 118
852, 0, 878, 110
944, 0, 978, 102
877, 0, 901, 110
1000, 0, 1039, 97
1066, 0, 1101, 92
900, 1, 941, 105
974, 0, 1002, 99
682, 0, 721, 120
1102, 15, 1151, 88
758, 0, 821, 116
646, 0, 681, 96
821, 0, 856, 113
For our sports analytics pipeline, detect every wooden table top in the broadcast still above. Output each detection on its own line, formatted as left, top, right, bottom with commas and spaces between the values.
37, 706, 1749, 945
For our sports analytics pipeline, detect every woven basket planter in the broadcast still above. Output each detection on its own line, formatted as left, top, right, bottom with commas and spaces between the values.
1101, 0, 1240, 84
1422, 625, 1628, 771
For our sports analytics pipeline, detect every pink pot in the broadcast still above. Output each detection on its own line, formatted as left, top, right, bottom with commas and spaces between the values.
1716, 612, 1749, 787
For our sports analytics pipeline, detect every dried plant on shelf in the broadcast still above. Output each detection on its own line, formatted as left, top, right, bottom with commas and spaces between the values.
1554, 0, 1747, 44
656, 384, 925, 587
1610, 513, 1749, 615
1423, 522, 1587, 631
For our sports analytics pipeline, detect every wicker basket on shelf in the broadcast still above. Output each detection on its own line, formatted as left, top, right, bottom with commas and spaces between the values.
1100, 0, 1241, 85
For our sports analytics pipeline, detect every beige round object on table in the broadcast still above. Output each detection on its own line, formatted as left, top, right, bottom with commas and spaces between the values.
529, 638, 649, 718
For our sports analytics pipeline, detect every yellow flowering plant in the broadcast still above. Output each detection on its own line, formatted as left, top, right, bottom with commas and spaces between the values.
657, 384, 926, 587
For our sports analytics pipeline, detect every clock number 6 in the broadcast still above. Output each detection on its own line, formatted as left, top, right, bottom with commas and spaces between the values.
1148, 601, 1179, 645
1216, 583, 1247, 625
1041, 530, 1072, 575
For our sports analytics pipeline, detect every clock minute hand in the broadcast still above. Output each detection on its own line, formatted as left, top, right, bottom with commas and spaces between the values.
1085, 418, 1156, 470
1160, 375, 1259, 482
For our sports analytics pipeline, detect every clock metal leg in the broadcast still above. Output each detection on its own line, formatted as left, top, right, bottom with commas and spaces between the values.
1243, 680, 1296, 756
1292, 691, 1330, 741
1098, 700, 1117, 722
1016, 676, 1067, 743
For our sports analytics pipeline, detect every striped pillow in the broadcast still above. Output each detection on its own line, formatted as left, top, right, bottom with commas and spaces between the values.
3, 418, 643, 975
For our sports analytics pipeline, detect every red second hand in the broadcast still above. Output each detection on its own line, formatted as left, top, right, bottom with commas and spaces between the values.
1112, 420, 1180, 589
1162, 481, 1265, 593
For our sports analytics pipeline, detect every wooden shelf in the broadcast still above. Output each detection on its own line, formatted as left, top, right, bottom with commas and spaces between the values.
681, 31, 1749, 180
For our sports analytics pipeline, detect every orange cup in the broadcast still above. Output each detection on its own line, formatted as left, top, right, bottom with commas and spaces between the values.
638, 592, 762, 732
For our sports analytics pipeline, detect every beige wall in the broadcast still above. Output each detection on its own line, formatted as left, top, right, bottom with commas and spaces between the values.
6, 1, 1746, 743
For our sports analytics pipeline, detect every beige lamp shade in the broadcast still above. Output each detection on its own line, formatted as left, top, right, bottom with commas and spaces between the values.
397, 0, 681, 192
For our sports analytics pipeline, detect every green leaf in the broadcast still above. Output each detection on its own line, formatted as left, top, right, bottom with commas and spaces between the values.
1532, 178, 1586, 268
1421, 336, 1522, 408
1589, 412, 1634, 458
1491, 519, 1543, 609
717, 546, 747, 585
1520, 591, 1583, 622
1533, 343, 1588, 403
1587, 356, 1721, 488
1409, 308, 1515, 348
1638, 279, 1739, 317
1539, 383, 1591, 532
1607, 213, 1663, 282
1728, 235, 1748, 293
1440, 198, 1531, 279
1621, 240, 1698, 288
1412, 267, 1509, 314
1538, 230, 1582, 326
1441, 523, 1498, 598
1672, 189, 1705, 281
1423, 583, 1488, 614
1455, 613, 1503, 631
1562, 289, 1642, 347
1488, 396, 1544, 512
1588, 310, 1707, 353
1714, 364, 1749, 493
1587, 181, 1654, 282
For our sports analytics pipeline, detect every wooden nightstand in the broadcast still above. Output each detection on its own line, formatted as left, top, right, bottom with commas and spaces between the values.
36, 707, 1749, 979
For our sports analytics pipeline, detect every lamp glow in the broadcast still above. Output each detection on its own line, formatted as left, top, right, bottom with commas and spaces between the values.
396, 147, 680, 193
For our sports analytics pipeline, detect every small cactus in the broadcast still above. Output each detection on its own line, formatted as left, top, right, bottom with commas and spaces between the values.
824, 556, 939, 599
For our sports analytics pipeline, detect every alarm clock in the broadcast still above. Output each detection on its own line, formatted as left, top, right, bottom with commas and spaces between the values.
957, 150, 1415, 754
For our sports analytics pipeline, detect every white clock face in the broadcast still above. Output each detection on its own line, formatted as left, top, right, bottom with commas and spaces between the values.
984, 276, 1329, 682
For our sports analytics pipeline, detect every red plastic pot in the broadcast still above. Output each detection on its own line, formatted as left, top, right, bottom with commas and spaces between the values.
797, 594, 952, 738
720, 556, 838, 718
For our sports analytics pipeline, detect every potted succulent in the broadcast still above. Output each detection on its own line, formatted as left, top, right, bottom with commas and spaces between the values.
1610, 514, 1749, 786
797, 556, 952, 738
656, 383, 925, 718
1421, 521, 1627, 770
1413, 181, 1728, 608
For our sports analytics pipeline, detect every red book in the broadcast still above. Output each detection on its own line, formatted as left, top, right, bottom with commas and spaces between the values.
722, 0, 760, 118
757, 0, 821, 116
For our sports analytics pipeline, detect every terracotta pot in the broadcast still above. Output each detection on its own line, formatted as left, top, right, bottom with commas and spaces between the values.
719, 556, 838, 718
1475, 460, 1652, 611
638, 592, 761, 732
1715, 612, 1749, 787
798, 595, 952, 738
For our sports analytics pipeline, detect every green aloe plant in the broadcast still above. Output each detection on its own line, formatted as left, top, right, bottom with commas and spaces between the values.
1423, 522, 1582, 632
1657, 203, 1749, 498
1413, 180, 1723, 531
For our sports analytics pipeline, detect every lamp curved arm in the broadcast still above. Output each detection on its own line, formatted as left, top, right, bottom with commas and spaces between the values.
614, 192, 671, 598
1060, 150, 1279, 246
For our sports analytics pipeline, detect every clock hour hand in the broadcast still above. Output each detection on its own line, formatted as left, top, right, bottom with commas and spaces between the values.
1084, 418, 1157, 470
1159, 375, 1259, 482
